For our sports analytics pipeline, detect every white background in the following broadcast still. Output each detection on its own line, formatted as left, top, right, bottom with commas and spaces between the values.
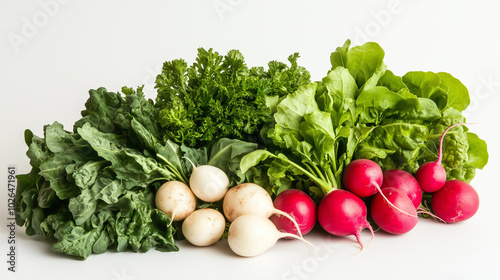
1, 1, 500, 279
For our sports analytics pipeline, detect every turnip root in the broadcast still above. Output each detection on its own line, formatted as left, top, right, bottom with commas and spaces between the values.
155, 181, 197, 222
182, 209, 226, 246
227, 214, 312, 257
431, 180, 479, 223
185, 157, 230, 202
222, 183, 304, 236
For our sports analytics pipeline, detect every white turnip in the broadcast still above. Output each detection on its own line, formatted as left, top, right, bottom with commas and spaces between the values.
227, 214, 312, 257
155, 181, 197, 223
182, 208, 226, 246
222, 183, 304, 236
185, 157, 230, 202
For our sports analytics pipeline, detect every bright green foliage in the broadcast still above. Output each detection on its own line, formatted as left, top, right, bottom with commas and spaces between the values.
241, 40, 488, 199
155, 48, 311, 148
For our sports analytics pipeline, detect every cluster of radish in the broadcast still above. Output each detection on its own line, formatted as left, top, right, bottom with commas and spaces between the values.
154, 161, 311, 257
312, 123, 481, 249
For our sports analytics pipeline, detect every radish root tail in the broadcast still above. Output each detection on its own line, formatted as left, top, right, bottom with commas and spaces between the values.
375, 184, 418, 218
417, 204, 446, 223
281, 232, 318, 255
274, 209, 304, 238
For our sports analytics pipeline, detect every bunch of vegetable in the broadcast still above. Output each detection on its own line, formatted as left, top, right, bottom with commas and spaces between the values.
14, 86, 260, 259
15, 40, 489, 259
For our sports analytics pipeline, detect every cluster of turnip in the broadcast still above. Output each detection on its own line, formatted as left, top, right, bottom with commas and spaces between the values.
155, 123, 481, 257
155, 162, 310, 257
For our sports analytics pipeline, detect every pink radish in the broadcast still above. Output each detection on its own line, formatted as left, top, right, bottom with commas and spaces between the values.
270, 189, 317, 236
431, 180, 479, 223
343, 159, 383, 197
381, 169, 422, 209
343, 159, 417, 218
416, 123, 465, 193
370, 187, 418, 234
317, 189, 374, 250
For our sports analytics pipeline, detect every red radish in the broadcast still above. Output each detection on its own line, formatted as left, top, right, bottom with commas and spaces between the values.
381, 169, 422, 209
416, 123, 465, 192
343, 159, 383, 197
431, 180, 479, 223
370, 187, 418, 234
317, 189, 374, 250
270, 189, 317, 236
343, 159, 417, 218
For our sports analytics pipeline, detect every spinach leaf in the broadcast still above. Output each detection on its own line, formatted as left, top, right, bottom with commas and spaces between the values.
16, 89, 183, 259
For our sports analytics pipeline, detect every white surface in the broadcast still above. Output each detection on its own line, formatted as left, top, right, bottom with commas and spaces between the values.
1, 1, 500, 279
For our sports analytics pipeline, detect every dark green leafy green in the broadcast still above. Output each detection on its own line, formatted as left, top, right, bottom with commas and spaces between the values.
16, 86, 259, 259
155, 48, 310, 148
15, 88, 188, 259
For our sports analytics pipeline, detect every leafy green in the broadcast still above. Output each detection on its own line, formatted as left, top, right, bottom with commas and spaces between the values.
16, 86, 259, 259
241, 40, 488, 199
155, 48, 310, 148
16, 41, 489, 259
16, 88, 188, 259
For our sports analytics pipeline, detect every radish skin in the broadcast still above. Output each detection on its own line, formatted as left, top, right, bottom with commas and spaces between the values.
370, 187, 418, 234
344, 159, 417, 218
155, 181, 197, 222
317, 189, 374, 250
381, 169, 422, 209
223, 183, 304, 237
343, 159, 382, 197
270, 189, 317, 236
431, 180, 479, 223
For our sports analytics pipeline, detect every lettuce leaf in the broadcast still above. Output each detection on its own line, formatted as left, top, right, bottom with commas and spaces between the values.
241, 40, 488, 199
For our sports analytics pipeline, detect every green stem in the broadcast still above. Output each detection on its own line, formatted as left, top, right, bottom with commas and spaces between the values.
157, 154, 188, 184
272, 153, 332, 195
307, 161, 328, 184
325, 166, 338, 190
